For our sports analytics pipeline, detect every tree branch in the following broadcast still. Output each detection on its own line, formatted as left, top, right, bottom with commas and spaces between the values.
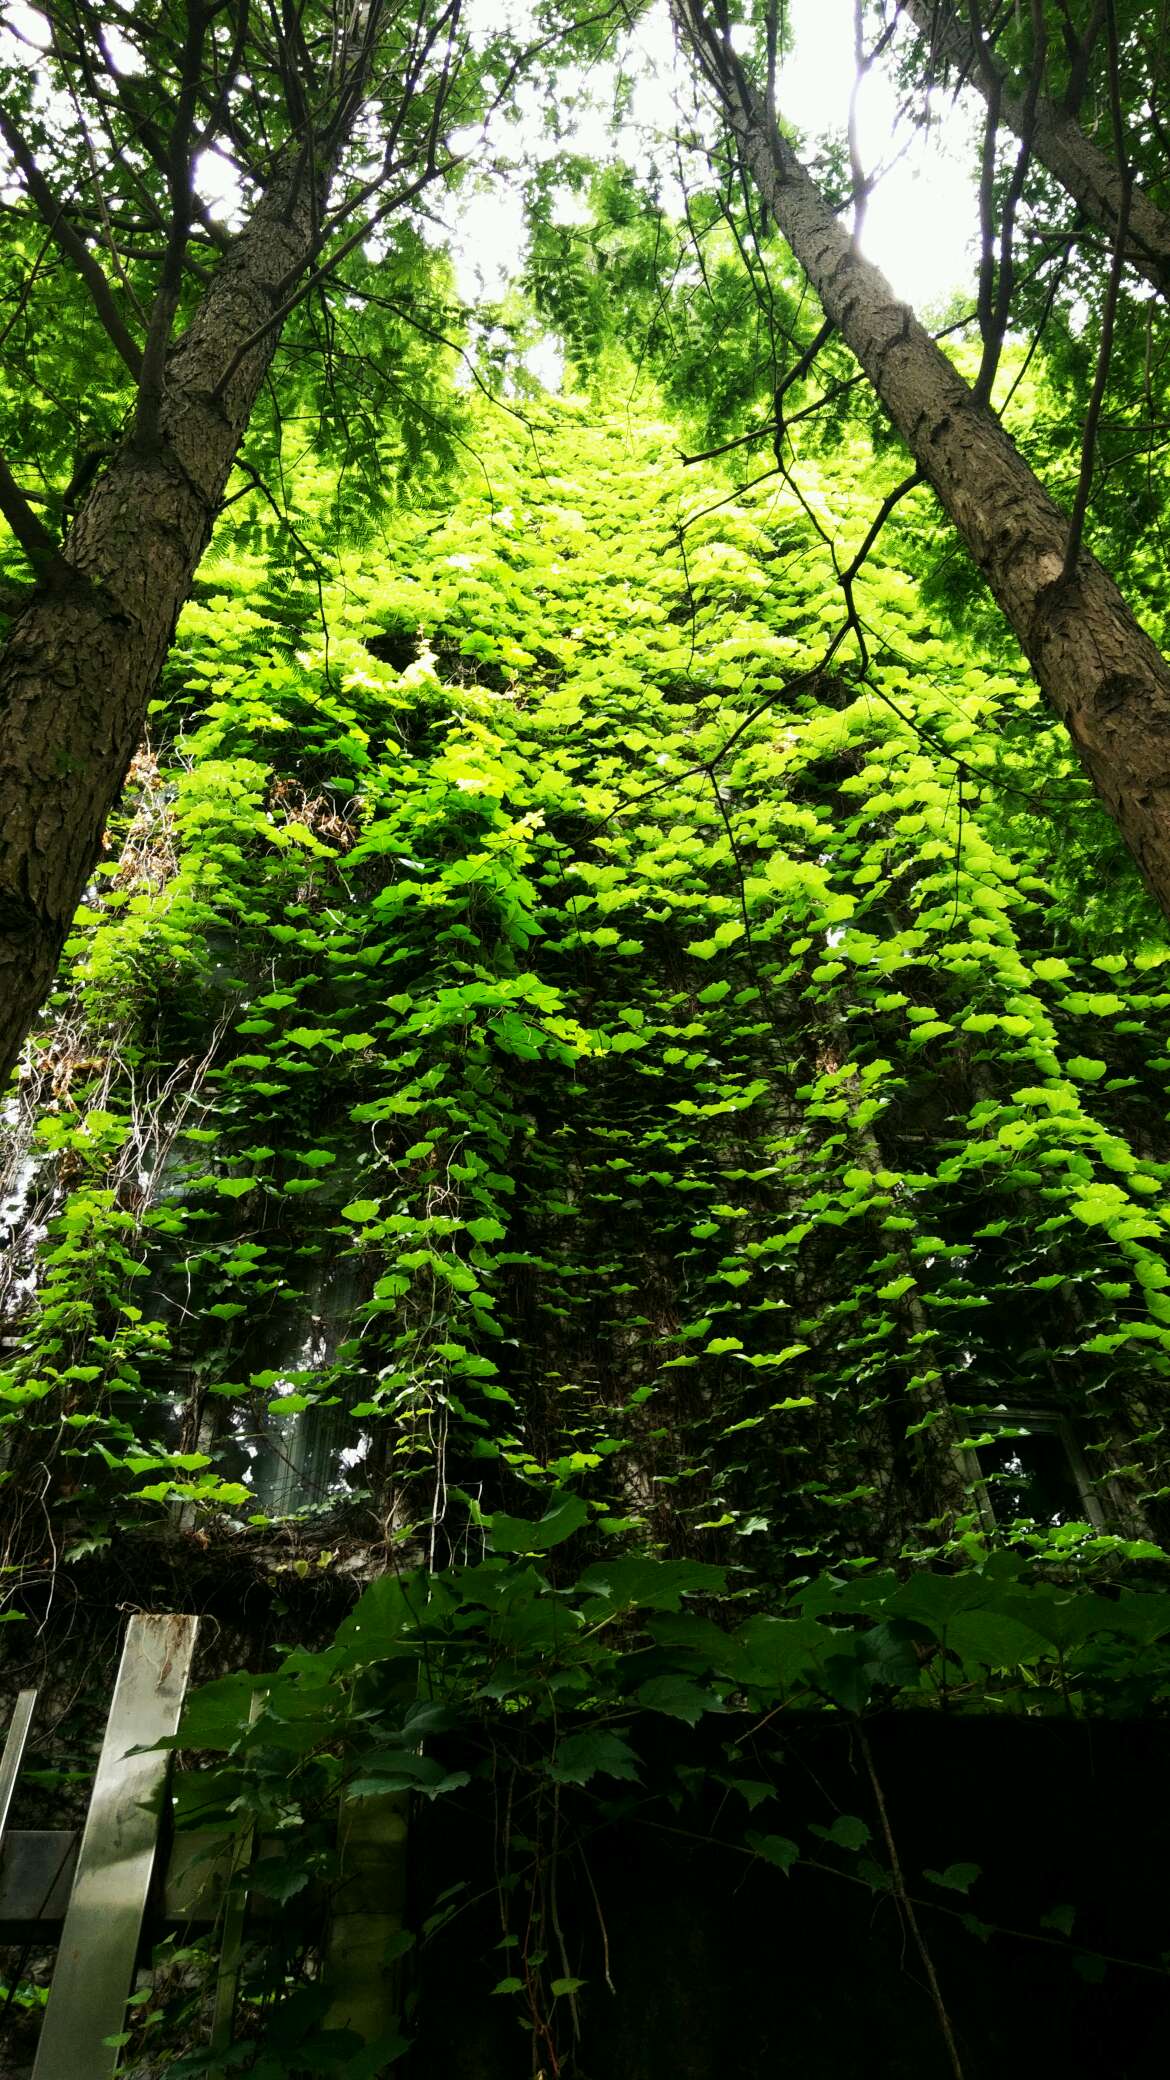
0, 451, 71, 586
63, 0, 234, 251
856, 1723, 965, 2080
1063, 0, 1133, 579
0, 104, 143, 378
901, 0, 1170, 303
134, 0, 209, 453
973, 0, 1047, 406
210, 148, 464, 401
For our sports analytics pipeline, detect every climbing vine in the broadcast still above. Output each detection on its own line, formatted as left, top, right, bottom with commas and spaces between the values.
5, 382, 1170, 2070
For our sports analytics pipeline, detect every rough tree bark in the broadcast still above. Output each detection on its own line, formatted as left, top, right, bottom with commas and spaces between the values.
0, 165, 335, 1088
672, 0, 1170, 926
901, 0, 1170, 303
0, 3, 447, 1090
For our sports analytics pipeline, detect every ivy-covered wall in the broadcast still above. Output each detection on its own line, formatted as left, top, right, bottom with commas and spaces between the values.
4, 394, 1169, 1575
5, 392, 1170, 2070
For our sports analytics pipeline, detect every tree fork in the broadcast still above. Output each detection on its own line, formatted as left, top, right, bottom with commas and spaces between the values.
672, 0, 1170, 928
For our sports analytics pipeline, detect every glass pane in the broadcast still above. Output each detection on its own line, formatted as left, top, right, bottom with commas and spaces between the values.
979, 1427, 1084, 1527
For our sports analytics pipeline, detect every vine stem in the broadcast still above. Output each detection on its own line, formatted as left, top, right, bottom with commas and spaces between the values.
856, 1722, 965, 2080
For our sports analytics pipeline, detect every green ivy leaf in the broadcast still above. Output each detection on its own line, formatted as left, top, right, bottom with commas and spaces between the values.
548, 1730, 640, 1785
635, 1674, 713, 1723
488, 1493, 589, 1552
745, 1832, 799, 1874
925, 1863, 982, 1895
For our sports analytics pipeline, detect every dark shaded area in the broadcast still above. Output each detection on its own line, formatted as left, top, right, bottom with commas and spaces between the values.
979, 1426, 1085, 1527
365, 629, 421, 671
411, 1715, 1170, 2079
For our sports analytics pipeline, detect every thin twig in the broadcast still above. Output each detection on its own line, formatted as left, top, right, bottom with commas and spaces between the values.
1062, 0, 1133, 580
0, 103, 142, 378
856, 1721, 965, 2080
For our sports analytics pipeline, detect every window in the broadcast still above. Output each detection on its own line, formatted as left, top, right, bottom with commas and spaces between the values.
967, 1411, 1104, 1530
207, 1261, 374, 1518
243, 1399, 372, 1516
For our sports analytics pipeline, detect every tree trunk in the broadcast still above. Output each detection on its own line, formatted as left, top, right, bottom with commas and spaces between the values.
672, 0, 1170, 927
0, 155, 350, 1088
901, 0, 1170, 303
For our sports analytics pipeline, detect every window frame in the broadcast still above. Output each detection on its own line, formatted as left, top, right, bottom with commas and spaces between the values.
963, 1407, 1107, 1532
